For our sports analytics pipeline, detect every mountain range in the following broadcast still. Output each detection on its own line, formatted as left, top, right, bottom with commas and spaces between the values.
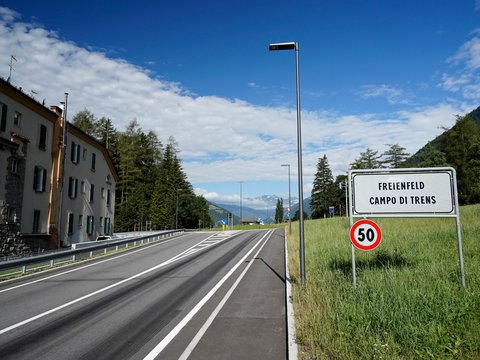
208, 194, 312, 225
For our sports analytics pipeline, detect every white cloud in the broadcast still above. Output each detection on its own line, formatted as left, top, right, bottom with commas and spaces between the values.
441, 34, 480, 101
194, 187, 270, 209
447, 36, 480, 70
359, 84, 409, 105
0, 8, 473, 199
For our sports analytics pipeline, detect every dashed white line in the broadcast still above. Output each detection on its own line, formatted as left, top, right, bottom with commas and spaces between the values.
142, 230, 274, 360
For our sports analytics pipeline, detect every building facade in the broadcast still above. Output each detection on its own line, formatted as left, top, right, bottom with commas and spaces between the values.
0, 79, 118, 249
60, 124, 117, 244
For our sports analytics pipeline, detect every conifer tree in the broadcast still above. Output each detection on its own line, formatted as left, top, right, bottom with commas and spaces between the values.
350, 148, 382, 169
275, 198, 284, 223
311, 155, 336, 219
381, 143, 410, 168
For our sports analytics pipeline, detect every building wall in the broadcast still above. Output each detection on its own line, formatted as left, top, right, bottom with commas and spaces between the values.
0, 85, 55, 235
1, 80, 117, 248
61, 126, 116, 245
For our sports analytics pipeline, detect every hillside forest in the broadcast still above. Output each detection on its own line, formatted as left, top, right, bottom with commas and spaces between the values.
310, 109, 480, 218
71, 110, 211, 231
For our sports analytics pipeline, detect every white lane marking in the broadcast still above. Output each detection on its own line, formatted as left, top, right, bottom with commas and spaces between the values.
0, 233, 200, 294
0, 232, 235, 335
142, 230, 274, 360
178, 229, 271, 360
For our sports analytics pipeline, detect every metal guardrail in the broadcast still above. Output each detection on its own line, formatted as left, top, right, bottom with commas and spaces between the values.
0, 229, 185, 278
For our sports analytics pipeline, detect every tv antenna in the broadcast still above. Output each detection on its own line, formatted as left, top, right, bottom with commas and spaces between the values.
7, 55, 17, 83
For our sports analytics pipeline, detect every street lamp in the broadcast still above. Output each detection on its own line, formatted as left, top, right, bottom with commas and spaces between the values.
270, 41, 305, 286
175, 189, 184, 230
281, 164, 292, 235
239, 181, 244, 225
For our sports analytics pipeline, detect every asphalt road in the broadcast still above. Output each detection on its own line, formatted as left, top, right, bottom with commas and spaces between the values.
0, 229, 287, 360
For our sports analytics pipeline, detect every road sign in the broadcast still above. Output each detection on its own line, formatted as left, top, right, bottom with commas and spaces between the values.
350, 168, 455, 217
350, 219, 382, 251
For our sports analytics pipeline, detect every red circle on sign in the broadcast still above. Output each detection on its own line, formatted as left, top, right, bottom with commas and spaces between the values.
350, 219, 382, 251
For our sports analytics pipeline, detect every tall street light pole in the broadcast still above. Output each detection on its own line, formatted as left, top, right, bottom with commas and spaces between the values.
175, 189, 183, 230
270, 41, 305, 286
281, 164, 292, 235
239, 181, 244, 225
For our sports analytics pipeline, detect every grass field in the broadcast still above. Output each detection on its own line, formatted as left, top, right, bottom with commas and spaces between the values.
287, 204, 480, 359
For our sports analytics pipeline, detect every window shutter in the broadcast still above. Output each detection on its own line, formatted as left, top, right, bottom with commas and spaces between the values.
71, 141, 75, 162
0, 103, 6, 132
39, 125, 47, 149
33, 166, 39, 191
41, 168, 47, 192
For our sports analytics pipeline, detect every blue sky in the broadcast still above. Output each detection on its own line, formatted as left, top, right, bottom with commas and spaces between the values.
1, 1, 480, 209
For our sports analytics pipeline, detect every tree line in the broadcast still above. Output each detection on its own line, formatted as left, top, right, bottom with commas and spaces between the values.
71, 109, 211, 231
310, 113, 480, 218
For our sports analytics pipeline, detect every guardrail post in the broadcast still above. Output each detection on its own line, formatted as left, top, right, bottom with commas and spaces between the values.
22, 265, 26, 274
50, 259, 54, 267
90, 251, 93, 258
104, 248, 107, 255
72, 254, 76, 262
116, 245, 118, 251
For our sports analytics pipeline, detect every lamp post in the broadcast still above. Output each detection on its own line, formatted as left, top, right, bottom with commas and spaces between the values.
270, 41, 305, 286
175, 189, 184, 230
281, 164, 292, 235
238, 181, 244, 225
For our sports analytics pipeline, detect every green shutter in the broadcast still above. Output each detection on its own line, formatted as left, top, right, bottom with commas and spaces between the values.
0, 103, 7, 132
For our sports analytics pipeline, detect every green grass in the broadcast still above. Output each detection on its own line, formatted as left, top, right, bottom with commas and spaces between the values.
287, 204, 480, 359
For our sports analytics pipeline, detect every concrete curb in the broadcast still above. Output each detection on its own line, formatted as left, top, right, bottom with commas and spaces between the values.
285, 228, 298, 360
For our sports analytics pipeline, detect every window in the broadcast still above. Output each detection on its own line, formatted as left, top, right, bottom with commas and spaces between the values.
106, 174, 111, 184
71, 141, 80, 164
33, 210, 40, 233
11, 158, 18, 173
104, 217, 111, 234
68, 177, 78, 198
33, 166, 47, 192
7, 208, 16, 223
86, 215, 94, 235
14, 111, 21, 127
99, 217, 103, 230
101, 187, 105, 199
39, 125, 47, 150
0, 103, 7, 132
91, 153, 96, 171
68, 213, 74, 235
107, 189, 111, 206
81, 181, 86, 194
83, 148, 87, 160
89, 184, 95, 202
78, 214, 83, 228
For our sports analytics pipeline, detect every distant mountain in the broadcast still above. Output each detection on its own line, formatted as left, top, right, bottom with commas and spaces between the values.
212, 203, 276, 224
210, 193, 308, 224
209, 202, 239, 226
290, 196, 312, 218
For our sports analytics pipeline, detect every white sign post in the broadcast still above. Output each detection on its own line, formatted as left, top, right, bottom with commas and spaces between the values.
348, 167, 465, 288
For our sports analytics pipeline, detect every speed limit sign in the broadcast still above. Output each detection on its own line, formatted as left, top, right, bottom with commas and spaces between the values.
350, 219, 382, 251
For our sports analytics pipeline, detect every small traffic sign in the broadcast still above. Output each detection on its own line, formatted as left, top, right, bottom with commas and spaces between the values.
350, 219, 382, 251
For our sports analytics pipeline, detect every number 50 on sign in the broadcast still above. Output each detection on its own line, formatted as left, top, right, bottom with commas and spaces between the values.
350, 219, 382, 251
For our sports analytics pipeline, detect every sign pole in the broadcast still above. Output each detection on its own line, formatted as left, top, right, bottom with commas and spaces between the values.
348, 172, 356, 287
452, 168, 466, 288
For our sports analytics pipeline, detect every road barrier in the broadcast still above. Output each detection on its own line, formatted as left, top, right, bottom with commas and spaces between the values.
0, 230, 184, 279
